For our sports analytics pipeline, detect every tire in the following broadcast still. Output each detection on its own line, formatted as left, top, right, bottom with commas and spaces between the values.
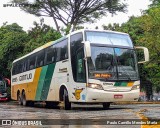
17, 93, 22, 105
63, 89, 71, 110
22, 92, 28, 106
102, 102, 110, 110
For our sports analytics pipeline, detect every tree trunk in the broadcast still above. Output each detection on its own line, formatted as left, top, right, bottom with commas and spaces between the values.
52, 14, 60, 32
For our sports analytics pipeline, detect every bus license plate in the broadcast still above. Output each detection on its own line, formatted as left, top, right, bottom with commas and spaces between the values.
114, 94, 123, 99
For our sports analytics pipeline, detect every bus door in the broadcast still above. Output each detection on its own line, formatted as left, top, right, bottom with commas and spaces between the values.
74, 47, 87, 101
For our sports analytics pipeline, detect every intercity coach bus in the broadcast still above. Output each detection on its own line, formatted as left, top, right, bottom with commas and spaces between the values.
11, 29, 149, 110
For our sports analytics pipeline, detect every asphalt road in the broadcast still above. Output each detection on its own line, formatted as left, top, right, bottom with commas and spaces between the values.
0, 101, 159, 128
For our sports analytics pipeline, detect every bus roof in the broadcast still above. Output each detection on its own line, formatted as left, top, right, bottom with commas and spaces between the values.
13, 29, 129, 63
71, 29, 128, 36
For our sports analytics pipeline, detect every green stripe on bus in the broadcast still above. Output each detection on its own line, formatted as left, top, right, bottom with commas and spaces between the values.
40, 63, 56, 100
35, 66, 48, 100
114, 82, 127, 87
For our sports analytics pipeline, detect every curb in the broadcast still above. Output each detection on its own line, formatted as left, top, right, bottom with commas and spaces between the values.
113, 102, 160, 105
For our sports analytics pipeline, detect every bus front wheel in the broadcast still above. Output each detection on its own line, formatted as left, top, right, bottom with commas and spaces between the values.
102, 102, 110, 110
63, 89, 71, 110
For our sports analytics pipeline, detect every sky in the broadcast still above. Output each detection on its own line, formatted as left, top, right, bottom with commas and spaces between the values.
0, 0, 151, 31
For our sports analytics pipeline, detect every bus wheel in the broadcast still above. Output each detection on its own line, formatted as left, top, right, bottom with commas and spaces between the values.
17, 93, 22, 105
63, 89, 71, 110
22, 92, 28, 106
102, 102, 110, 110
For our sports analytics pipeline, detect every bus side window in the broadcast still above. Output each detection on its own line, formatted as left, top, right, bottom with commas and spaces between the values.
12, 63, 17, 75
22, 59, 27, 72
46, 45, 56, 64
76, 48, 86, 82
36, 50, 45, 67
29, 55, 36, 70
17, 62, 23, 74
70, 33, 84, 82
59, 39, 68, 60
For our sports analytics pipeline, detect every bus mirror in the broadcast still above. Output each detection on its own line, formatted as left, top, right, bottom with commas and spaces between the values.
135, 46, 149, 64
83, 41, 91, 58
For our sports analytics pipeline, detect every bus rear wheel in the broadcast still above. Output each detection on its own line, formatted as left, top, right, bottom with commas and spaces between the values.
17, 93, 22, 105
63, 89, 71, 110
22, 92, 28, 106
102, 102, 110, 110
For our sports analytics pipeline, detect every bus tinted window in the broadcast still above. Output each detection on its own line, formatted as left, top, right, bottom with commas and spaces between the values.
70, 33, 83, 82
12, 63, 17, 75
12, 38, 68, 74
22, 59, 27, 72
46, 45, 57, 64
29, 55, 36, 70
56, 39, 68, 61
46, 38, 68, 64
86, 31, 133, 47
36, 50, 45, 67
17, 61, 23, 74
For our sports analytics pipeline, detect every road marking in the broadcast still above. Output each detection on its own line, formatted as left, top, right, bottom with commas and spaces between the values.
124, 108, 159, 128
136, 109, 160, 128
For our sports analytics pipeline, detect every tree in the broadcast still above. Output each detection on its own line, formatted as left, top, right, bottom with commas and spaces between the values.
24, 19, 62, 53
149, 0, 160, 7
0, 20, 61, 77
103, 23, 121, 31
0, 23, 28, 77
12, 0, 127, 32
139, 6, 160, 93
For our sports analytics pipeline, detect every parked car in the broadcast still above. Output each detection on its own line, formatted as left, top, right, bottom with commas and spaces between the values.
0, 75, 10, 101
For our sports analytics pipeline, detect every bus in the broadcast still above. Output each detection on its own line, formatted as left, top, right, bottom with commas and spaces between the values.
11, 29, 149, 110
0, 76, 11, 101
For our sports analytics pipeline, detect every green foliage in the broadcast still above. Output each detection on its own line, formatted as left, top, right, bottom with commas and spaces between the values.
139, 6, 160, 93
0, 20, 61, 78
103, 4, 160, 93
103, 23, 121, 31
24, 19, 61, 53
0, 23, 28, 77
149, 0, 160, 7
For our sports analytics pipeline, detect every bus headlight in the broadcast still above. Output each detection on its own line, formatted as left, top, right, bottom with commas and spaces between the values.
131, 85, 140, 90
87, 83, 103, 90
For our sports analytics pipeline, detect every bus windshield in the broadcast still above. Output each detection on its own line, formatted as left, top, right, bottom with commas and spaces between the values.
87, 45, 139, 81
86, 31, 133, 47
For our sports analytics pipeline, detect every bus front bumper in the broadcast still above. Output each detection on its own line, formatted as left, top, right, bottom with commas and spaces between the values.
85, 88, 139, 103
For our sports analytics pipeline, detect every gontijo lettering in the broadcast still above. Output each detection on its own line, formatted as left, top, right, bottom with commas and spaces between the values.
19, 73, 32, 81
12, 73, 32, 83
